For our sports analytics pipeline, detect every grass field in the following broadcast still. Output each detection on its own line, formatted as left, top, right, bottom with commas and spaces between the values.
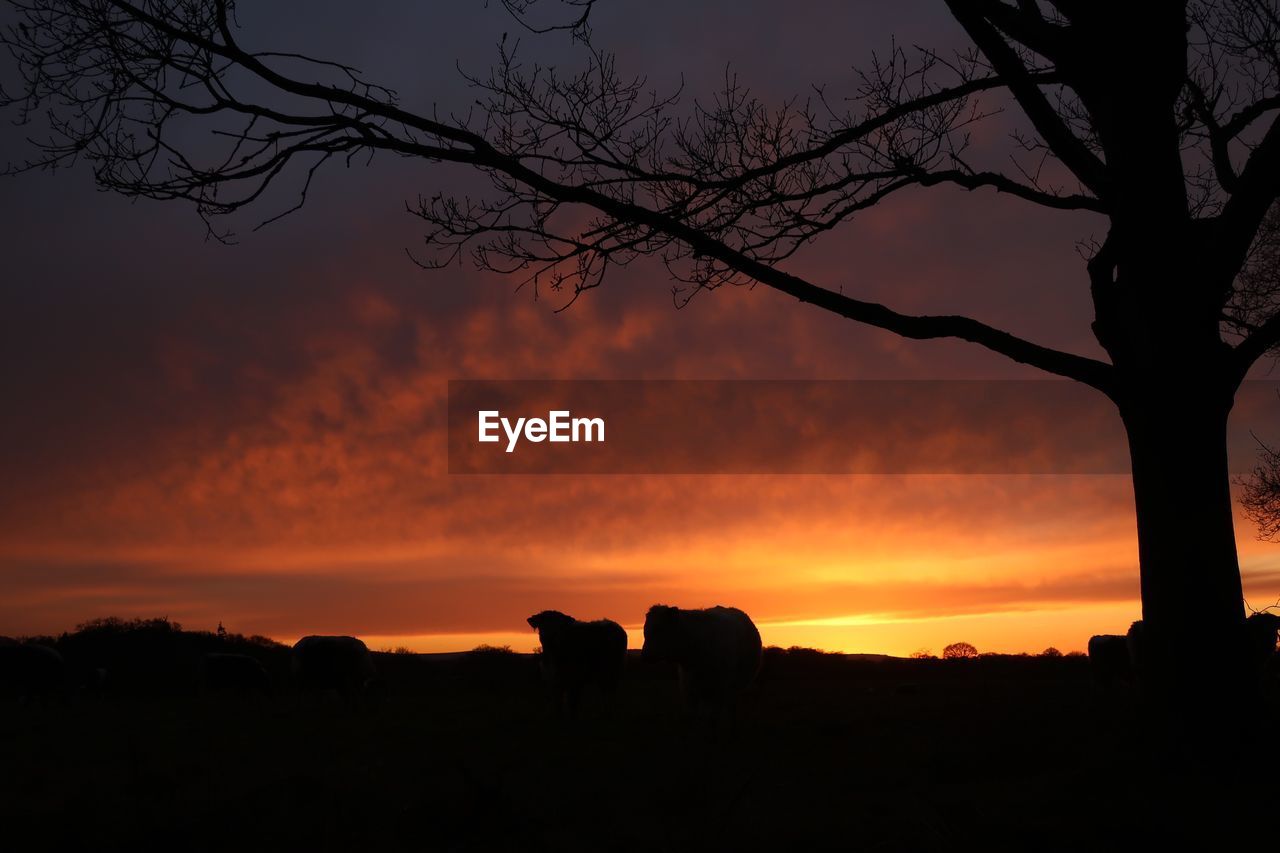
2, 647, 1274, 851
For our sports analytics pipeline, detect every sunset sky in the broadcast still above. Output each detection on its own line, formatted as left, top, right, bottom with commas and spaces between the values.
4, 1, 1280, 656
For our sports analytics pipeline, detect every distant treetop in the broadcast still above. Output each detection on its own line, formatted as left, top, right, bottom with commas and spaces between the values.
942, 642, 979, 659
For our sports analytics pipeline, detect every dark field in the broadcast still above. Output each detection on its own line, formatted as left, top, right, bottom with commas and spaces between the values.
3, 644, 1275, 852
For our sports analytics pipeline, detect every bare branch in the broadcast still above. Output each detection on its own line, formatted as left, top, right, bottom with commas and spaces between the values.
1241, 433, 1280, 540
945, 0, 1109, 197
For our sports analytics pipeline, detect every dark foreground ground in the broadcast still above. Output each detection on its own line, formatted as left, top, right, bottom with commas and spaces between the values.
2, 644, 1276, 852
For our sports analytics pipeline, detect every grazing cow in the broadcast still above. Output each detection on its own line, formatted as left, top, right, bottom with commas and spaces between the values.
1087, 634, 1134, 688
291, 635, 377, 701
200, 652, 273, 696
642, 605, 762, 720
526, 610, 628, 716
0, 642, 70, 704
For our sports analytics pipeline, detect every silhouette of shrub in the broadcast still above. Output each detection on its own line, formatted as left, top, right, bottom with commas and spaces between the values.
759, 645, 849, 679
458, 644, 533, 688
1040, 647, 1063, 657
52, 616, 288, 695
471, 644, 514, 654
942, 642, 979, 659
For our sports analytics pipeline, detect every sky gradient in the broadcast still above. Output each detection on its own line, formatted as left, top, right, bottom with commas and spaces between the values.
3, 1, 1280, 655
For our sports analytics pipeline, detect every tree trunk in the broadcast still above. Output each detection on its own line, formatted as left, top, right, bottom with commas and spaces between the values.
1118, 377, 1250, 758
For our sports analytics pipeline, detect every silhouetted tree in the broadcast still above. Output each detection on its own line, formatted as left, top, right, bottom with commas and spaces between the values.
943, 642, 979, 659
1041, 647, 1063, 657
5, 0, 1280, 734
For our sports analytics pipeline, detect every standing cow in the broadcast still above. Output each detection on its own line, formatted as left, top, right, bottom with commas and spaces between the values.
0, 642, 70, 705
642, 605, 762, 722
527, 610, 628, 716
291, 636, 377, 702
1087, 634, 1135, 688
